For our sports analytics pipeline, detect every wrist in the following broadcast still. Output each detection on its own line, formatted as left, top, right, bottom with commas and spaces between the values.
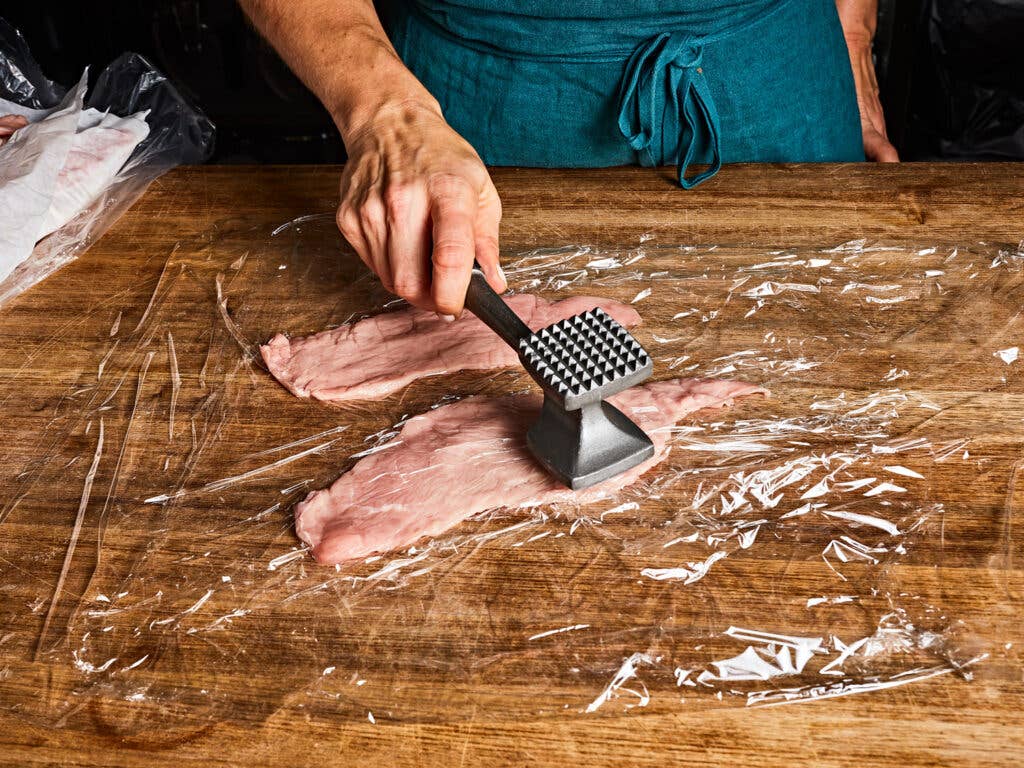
320, 30, 441, 147
335, 96, 443, 150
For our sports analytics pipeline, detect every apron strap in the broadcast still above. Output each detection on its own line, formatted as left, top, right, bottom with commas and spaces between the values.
616, 32, 722, 189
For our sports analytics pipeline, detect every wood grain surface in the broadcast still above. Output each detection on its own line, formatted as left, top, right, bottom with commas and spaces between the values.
0, 163, 1022, 767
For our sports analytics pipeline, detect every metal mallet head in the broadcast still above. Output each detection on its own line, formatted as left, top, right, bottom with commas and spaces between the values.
463, 264, 655, 491
517, 308, 655, 490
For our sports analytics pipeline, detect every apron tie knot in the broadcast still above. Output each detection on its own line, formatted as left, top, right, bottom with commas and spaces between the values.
616, 32, 722, 188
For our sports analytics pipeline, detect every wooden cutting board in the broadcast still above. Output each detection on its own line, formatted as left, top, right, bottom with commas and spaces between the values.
0, 164, 1021, 767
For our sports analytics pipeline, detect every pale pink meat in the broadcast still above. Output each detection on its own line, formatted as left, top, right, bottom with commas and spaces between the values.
297, 378, 764, 564
261, 294, 642, 402
37, 110, 151, 240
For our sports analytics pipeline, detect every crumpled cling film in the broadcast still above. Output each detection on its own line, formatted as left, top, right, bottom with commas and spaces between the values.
0, 214, 1018, 732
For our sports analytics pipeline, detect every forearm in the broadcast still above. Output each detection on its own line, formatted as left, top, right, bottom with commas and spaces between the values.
237, 0, 439, 145
834, 0, 897, 160
835, 0, 879, 115
835, 0, 877, 47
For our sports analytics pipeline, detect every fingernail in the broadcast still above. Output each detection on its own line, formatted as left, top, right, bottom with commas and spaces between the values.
437, 313, 456, 323
497, 264, 507, 286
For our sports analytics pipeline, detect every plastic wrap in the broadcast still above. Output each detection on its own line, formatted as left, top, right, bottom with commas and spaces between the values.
0, 213, 1019, 732
0, 18, 214, 307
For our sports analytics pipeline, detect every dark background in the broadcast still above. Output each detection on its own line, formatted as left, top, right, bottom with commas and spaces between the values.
5, 0, 1024, 163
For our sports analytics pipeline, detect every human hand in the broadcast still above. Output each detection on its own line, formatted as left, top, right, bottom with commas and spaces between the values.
336, 100, 505, 316
835, 0, 899, 162
0, 114, 28, 147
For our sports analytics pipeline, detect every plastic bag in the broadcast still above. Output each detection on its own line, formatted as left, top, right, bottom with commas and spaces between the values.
0, 17, 214, 307
907, 0, 1024, 159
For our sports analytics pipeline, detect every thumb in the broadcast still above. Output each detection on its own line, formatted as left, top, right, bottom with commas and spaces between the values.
473, 184, 505, 294
864, 129, 900, 162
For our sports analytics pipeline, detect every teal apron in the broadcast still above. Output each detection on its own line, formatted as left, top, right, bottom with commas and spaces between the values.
378, 0, 864, 187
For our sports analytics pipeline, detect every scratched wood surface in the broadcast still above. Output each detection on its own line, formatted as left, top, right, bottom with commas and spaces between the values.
0, 164, 1022, 767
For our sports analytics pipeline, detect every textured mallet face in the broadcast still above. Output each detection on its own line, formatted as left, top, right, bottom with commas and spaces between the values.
518, 308, 653, 410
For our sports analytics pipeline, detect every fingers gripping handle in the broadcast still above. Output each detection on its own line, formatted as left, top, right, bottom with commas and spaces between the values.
464, 261, 531, 350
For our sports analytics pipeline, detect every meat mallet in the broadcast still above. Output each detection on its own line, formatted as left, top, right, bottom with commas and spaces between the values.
463, 263, 655, 490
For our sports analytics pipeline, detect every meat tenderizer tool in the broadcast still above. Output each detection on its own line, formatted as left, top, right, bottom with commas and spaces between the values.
463, 263, 655, 490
